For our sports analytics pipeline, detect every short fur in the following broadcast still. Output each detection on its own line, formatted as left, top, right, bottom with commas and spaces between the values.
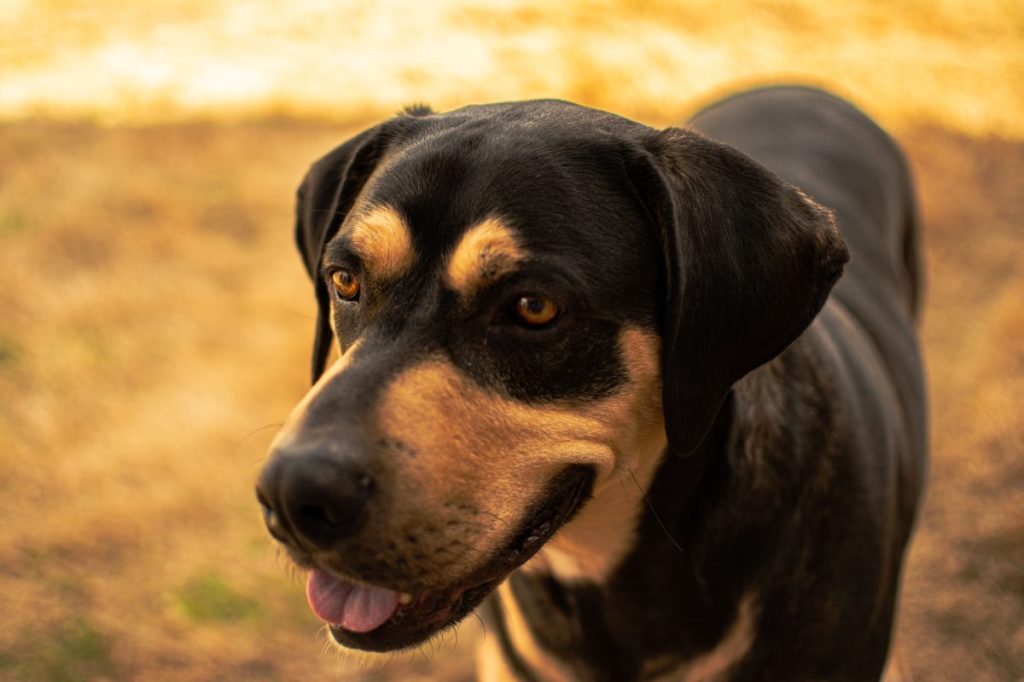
257, 86, 926, 681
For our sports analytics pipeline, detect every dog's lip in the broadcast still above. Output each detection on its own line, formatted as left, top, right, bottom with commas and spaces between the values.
308, 547, 506, 649
326, 578, 504, 650
314, 523, 543, 643
319, 550, 520, 650
318, 464, 595, 651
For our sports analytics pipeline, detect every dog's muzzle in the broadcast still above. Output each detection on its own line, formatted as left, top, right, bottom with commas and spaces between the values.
256, 443, 410, 633
256, 435, 595, 649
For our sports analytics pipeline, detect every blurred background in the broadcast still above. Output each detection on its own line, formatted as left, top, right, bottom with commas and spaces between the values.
0, 1, 1021, 680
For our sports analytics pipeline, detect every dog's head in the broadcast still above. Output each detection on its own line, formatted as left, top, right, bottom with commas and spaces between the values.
256, 100, 847, 652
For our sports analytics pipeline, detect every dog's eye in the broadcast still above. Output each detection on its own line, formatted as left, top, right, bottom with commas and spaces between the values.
514, 295, 559, 327
330, 269, 360, 300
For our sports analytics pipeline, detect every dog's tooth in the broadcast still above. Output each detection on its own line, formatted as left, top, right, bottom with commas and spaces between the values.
398, 592, 413, 605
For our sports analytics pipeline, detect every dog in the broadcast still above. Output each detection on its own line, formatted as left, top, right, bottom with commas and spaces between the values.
256, 85, 926, 681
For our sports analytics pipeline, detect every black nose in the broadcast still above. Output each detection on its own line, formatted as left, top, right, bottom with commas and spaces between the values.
256, 445, 375, 550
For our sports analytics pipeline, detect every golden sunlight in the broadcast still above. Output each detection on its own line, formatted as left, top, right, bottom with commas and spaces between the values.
2, 3, 1022, 680
1, 0, 1021, 136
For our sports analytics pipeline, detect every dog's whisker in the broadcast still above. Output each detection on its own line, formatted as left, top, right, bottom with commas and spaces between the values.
616, 469, 635, 503
317, 624, 334, 659
628, 468, 685, 557
234, 422, 286, 463
470, 508, 508, 525
415, 641, 433, 665
472, 609, 488, 640
449, 623, 460, 655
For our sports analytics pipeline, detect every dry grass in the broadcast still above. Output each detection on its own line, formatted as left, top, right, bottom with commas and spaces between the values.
0, 1, 1021, 680
1, 0, 1022, 136
6, 121, 1021, 682
897, 128, 1024, 681
0, 121, 483, 680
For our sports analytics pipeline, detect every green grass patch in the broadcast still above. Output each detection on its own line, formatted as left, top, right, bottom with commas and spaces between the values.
178, 572, 262, 623
0, 211, 28, 236
0, 336, 21, 368
4, 618, 117, 681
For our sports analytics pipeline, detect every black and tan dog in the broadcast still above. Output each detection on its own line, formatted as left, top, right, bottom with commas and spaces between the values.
256, 86, 926, 681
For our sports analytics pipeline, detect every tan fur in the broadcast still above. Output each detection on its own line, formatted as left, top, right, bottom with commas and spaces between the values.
881, 637, 911, 682
373, 328, 664, 584
524, 329, 667, 583
493, 581, 575, 682
476, 634, 521, 682
346, 205, 415, 279
445, 216, 525, 297
648, 595, 758, 682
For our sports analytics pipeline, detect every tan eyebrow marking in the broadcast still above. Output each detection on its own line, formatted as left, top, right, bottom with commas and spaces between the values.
347, 205, 415, 279
445, 216, 525, 297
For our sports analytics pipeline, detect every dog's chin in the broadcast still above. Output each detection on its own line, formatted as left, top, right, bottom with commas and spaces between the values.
307, 464, 595, 652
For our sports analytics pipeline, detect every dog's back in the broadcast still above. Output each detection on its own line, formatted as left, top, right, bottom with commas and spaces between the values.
692, 86, 927, 534
691, 87, 922, 322
690, 87, 927, 678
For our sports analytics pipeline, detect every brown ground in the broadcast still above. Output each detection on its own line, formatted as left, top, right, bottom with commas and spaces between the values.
0, 117, 1021, 681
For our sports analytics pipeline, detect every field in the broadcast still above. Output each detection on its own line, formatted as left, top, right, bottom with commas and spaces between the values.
1, 1, 1022, 680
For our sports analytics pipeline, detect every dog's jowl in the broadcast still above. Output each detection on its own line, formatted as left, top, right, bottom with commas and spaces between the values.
256, 86, 926, 681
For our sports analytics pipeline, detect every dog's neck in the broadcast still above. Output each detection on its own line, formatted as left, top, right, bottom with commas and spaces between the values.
486, 345, 834, 681
522, 432, 669, 583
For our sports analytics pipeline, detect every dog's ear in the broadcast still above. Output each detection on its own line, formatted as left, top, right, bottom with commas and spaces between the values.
294, 127, 384, 383
630, 127, 849, 456
294, 112, 429, 382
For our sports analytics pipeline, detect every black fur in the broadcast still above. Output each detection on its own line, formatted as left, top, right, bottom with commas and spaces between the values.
269, 85, 926, 680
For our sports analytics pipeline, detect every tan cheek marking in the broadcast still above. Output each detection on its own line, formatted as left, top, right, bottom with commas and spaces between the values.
347, 205, 414, 279
445, 216, 525, 297
377, 361, 618, 557
526, 328, 668, 583
268, 339, 363, 451
492, 582, 575, 682
377, 328, 666, 581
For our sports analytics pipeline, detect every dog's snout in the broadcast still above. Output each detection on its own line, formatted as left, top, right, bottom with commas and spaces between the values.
257, 447, 376, 549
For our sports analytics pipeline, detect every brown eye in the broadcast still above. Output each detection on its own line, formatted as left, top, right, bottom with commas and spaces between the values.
514, 295, 559, 327
330, 269, 360, 300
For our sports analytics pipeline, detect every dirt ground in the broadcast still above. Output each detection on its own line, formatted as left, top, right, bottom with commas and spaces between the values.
0, 116, 1021, 680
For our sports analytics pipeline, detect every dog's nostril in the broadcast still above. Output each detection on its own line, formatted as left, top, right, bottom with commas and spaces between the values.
298, 503, 344, 529
256, 488, 274, 517
257, 448, 375, 550
255, 485, 290, 543
289, 477, 371, 544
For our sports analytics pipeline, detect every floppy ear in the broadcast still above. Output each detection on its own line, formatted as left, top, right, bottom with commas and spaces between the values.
294, 128, 383, 383
294, 114, 425, 383
631, 127, 849, 456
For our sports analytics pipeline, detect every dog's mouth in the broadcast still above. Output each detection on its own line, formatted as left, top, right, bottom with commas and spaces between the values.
303, 464, 594, 652
305, 567, 502, 652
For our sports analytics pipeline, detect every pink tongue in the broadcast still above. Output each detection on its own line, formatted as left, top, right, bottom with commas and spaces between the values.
305, 569, 401, 633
